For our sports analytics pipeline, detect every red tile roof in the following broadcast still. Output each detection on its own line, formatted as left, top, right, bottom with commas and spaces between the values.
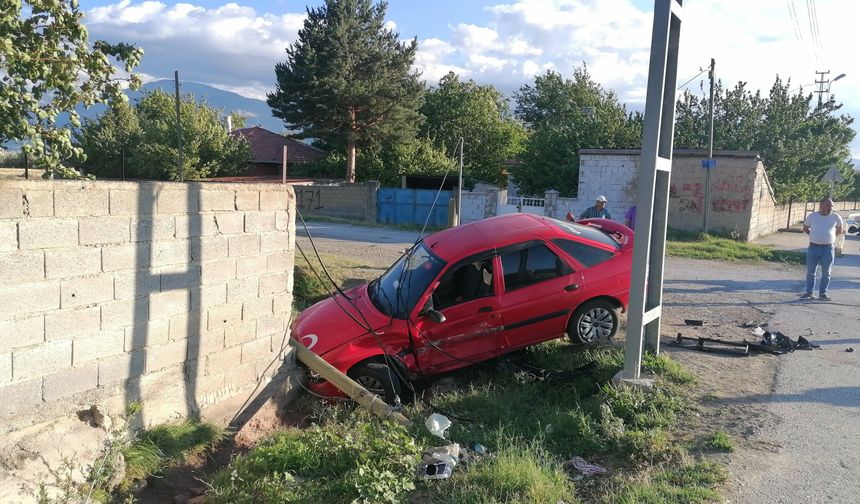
230, 126, 327, 164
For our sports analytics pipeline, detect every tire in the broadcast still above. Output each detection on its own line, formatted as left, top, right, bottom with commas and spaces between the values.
348, 361, 403, 405
568, 299, 619, 345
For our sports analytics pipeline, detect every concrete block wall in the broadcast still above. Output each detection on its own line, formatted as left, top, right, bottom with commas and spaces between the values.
577, 153, 638, 221
461, 191, 492, 224
0, 180, 296, 500
294, 181, 379, 222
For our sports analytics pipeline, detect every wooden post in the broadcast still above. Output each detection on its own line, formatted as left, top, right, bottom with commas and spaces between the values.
282, 145, 288, 184
289, 338, 411, 426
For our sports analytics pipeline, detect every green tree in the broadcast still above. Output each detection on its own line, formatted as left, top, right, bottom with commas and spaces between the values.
420, 72, 526, 185
674, 77, 855, 201
513, 67, 642, 196
75, 90, 251, 180
267, 0, 423, 183
0, 0, 142, 176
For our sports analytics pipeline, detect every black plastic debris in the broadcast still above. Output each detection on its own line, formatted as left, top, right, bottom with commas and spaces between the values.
684, 319, 704, 326
741, 321, 769, 328
847, 348, 855, 353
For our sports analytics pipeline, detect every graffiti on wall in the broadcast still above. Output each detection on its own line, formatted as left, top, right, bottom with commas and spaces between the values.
296, 188, 323, 210
671, 174, 753, 214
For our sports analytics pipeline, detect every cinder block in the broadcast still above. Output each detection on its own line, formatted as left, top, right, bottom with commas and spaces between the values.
73, 330, 124, 365
22, 189, 53, 218
98, 351, 146, 385
260, 232, 289, 253
175, 214, 218, 238
43, 365, 99, 401
124, 318, 170, 350
259, 272, 288, 296
237, 254, 267, 278
260, 191, 289, 210
114, 271, 161, 300
100, 298, 149, 330
257, 313, 285, 337
110, 189, 143, 216
0, 221, 17, 252
0, 315, 44, 352
158, 264, 202, 291
0, 378, 42, 416
206, 346, 242, 376
192, 284, 227, 309
151, 239, 191, 267
145, 340, 187, 373
18, 218, 78, 250
55, 188, 109, 217
0, 188, 23, 219
130, 217, 175, 242
207, 303, 242, 330
156, 189, 191, 215
235, 191, 259, 211
225, 323, 256, 348
241, 336, 272, 364
0, 281, 60, 318
102, 243, 151, 272
244, 212, 276, 233
191, 236, 228, 262
167, 312, 204, 342
79, 216, 130, 245
223, 360, 257, 388
199, 190, 235, 212
273, 293, 293, 315
0, 352, 10, 384
243, 297, 273, 320
200, 258, 236, 285
275, 210, 290, 231
213, 212, 244, 235
45, 306, 101, 341
13, 339, 72, 380
61, 275, 114, 308
266, 251, 291, 274
187, 327, 225, 357
0, 250, 44, 284
45, 247, 101, 279
228, 234, 260, 257
149, 289, 191, 319
226, 277, 258, 303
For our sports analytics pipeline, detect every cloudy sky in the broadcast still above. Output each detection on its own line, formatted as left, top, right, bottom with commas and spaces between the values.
79, 0, 860, 159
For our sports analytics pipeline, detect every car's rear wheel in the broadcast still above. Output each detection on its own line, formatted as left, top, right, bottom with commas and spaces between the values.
568, 299, 618, 344
348, 361, 403, 405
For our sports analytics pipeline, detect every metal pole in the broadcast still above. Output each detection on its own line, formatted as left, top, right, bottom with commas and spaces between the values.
121, 148, 125, 181
174, 70, 184, 181
458, 137, 463, 225
704, 58, 715, 234
23, 151, 28, 179
282, 145, 288, 184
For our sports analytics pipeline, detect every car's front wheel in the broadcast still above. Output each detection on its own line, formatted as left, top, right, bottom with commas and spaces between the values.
348, 361, 403, 405
568, 299, 618, 344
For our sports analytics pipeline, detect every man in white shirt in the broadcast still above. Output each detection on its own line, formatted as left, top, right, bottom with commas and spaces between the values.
801, 197, 844, 301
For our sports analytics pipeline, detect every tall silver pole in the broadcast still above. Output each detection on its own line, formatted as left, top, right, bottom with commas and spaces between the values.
704, 58, 715, 234
458, 137, 463, 224
174, 70, 184, 182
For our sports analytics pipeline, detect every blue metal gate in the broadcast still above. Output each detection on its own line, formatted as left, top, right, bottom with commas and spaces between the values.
377, 188, 451, 227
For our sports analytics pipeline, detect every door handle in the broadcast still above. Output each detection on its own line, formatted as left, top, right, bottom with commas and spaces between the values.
564, 284, 579, 292
478, 306, 493, 313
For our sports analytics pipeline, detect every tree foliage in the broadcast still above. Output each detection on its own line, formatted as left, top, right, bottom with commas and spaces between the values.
674, 77, 855, 202
420, 72, 526, 185
75, 90, 251, 180
267, 0, 423, 183
513, 67, 642, 196
0, 0, 143, 176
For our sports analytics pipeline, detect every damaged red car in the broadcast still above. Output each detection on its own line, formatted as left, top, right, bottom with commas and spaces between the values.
292, 213, 634, 402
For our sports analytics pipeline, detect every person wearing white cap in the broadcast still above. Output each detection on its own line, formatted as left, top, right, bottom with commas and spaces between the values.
579, 195, 612, 220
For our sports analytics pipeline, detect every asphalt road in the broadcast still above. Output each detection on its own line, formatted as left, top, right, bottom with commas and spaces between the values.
299, 220, 860, 503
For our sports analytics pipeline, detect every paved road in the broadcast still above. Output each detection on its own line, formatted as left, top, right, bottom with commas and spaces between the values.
300, 220, 860, 503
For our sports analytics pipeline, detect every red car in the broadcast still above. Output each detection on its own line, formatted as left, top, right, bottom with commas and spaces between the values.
292, 214, 634, 402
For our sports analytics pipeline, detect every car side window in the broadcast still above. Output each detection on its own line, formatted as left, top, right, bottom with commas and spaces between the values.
553, 238, 615, 267
501, 243, 569, 292
432, 258, 494, 310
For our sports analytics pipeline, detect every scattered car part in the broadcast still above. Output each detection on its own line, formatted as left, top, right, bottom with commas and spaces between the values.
684, 319, 704, 326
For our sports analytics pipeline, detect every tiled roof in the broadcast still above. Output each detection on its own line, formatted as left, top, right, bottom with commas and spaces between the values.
230, 126, 327, 164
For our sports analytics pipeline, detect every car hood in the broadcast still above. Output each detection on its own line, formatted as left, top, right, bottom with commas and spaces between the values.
292, 283, 391, 356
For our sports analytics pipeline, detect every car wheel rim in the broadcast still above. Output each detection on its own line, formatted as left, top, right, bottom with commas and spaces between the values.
579, 307, 614, 342
356, 375, 386, 396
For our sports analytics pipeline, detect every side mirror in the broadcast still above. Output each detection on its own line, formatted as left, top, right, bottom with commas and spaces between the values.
425, 309, 446, 324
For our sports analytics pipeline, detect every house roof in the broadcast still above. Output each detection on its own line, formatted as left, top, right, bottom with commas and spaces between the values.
230, 126, 327, 165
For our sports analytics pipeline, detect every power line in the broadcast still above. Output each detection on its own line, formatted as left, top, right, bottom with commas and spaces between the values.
676, 66, 708, 91
787, 0, 802, 40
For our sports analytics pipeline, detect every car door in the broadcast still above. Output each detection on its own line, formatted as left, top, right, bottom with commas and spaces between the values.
498, 241, 587, 349
412, 254, 505, 374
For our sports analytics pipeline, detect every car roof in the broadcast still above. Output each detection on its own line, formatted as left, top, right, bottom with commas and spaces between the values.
422, 213, 557, 260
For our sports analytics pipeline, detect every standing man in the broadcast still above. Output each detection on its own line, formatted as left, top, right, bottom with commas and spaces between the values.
624, 204, 637, 230
579, 195, 612, 220
802, 197, 843, 301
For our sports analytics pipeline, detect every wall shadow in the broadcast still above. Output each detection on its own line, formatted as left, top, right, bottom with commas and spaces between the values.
721, 386, 860, 409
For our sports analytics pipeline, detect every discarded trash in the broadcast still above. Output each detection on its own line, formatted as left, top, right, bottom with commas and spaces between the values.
425, 413, 452, 439
794, 335, 820, 350
847, 347, 855, 353
468, 442, 487, 455
753, 327, 766, 337
425, 443, 460, 467
421, 461, 453, 479
565, 456, 608, 476
545, 424, 554, 434
741, 321, 768, 328
684, 319, 704, 326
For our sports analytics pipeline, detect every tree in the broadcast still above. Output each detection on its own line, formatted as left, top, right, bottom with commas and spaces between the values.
513, 67, 642, 196
75, 90, 251, 180
267, 0, 423, 183
674, 77, 856, 201
420, 72, 526, 185
0, 0, 142, 176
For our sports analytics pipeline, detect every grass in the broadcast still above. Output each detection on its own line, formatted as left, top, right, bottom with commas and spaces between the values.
666, 229, 805, 264
607, 461, 727, 503
292, 251, 378, 311
705, 431, 735, 453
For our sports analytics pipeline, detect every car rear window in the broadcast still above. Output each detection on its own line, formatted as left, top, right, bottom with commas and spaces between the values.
553, 238, 615, 267
549, 219, 620, 249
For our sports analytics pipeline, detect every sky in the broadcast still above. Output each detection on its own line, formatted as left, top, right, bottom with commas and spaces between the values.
77, 0, 860, 161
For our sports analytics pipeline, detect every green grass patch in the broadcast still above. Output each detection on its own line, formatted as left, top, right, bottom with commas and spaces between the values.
121, 420, 224, 491
705, 431, 735, 452
608, 461, 727, 503
666, 231, 804, 264
643, 353, 697, 385
293, 252, 375, 311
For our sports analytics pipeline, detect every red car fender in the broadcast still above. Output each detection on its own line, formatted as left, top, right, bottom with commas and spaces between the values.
320, 328, 412, 377
577, 218, 634, 250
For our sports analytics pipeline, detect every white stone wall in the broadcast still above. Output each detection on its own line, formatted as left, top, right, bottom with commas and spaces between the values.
577, 154, 639, 222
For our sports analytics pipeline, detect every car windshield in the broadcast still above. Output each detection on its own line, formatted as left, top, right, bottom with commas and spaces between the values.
549, 218, 621, 249
369, 242, 446, 319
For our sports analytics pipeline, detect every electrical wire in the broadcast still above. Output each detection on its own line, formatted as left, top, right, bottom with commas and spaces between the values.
676, 67, 707, 91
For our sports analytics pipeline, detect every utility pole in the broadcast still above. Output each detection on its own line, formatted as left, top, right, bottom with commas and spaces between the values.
174, 70, 184, 181
704, 58, 715, 234
814, 70, 830, 106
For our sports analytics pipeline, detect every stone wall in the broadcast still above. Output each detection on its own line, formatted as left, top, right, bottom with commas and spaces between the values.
294, 181, 379, 222
0, 180, 296, 501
